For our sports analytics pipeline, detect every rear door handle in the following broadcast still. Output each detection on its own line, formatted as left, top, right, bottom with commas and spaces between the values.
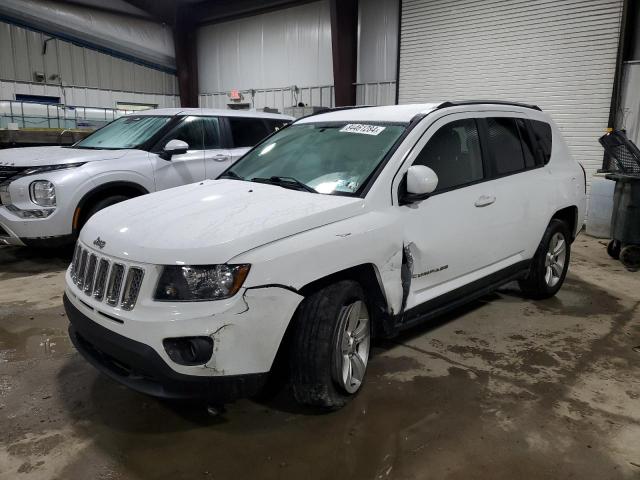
475, 195, 496, 207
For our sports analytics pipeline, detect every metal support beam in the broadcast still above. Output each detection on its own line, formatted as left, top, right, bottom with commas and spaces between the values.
329, 0, 358, 107
174, 7, 199, 108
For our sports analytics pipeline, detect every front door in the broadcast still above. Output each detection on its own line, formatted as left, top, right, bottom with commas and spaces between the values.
398, 114, 506, 311
152, 116, 207, 190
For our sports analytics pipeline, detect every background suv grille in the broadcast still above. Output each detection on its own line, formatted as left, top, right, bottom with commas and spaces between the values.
70, 243, 145, 311
0, 166, 28, 185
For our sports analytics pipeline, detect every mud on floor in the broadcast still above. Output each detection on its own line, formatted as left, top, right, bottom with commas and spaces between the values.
0, 235, 639, 480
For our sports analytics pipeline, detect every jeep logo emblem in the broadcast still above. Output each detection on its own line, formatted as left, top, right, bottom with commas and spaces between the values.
93, 237, 106, 249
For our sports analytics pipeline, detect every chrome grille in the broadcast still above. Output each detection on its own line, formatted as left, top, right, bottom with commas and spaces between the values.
69, 243, 144, 310
76, 250, 88, 287
93, 259, 110, 301
83, 254, 97, 295
121, 268, 144, 311
0, 166, 28, 184
70, 244, 81, 280
106, 264, 125, 306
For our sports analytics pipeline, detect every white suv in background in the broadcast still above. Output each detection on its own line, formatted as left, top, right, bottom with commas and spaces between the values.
64, 101, 586, 409
0, 108, 292, 247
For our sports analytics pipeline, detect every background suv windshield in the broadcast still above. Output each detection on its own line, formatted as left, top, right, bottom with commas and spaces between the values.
74, 115, 172, 150
226, 122, 406, 195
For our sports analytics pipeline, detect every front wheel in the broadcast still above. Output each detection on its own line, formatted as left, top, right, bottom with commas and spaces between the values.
289, 280, 371, 409
519, 219, 571, 299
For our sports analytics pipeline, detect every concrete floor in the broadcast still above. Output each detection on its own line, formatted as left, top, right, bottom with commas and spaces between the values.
0, 234, 639, 480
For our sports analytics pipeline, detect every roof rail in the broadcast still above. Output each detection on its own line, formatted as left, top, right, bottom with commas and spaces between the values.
293, 105, 377, 122
437, 100, 542, 112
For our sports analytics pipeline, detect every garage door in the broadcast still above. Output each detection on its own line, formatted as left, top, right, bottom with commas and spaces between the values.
398, 0, 624, 189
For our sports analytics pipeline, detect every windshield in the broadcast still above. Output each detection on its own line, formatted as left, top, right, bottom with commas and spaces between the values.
74, 115, 172, 150
224, 122, 406, 195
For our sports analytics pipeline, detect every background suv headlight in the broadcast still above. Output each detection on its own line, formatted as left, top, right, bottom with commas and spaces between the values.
154, 264, 250, 301
29, 181, 56, 207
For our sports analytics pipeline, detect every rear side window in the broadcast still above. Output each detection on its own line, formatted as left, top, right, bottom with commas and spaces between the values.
516, 118, 536, 168
228, 117, 270, 147
530, 120, 553, 164
413, 118, 484, 192
486, 118, 525, 175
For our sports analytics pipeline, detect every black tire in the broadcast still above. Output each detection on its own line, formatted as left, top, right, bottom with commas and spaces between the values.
519, 219, 571, 299
289, 280, 370, 410
620, 245, 640, 271
82, 195, 129, 228
607, 240, 621, 260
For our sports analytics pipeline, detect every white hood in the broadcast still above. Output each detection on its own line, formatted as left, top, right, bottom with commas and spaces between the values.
80, 179, 366, 265
0, 146, 130, 167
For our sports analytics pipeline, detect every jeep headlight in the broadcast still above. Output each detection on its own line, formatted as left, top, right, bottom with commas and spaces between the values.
154, 264, 250, 301
29, 180, 56, 207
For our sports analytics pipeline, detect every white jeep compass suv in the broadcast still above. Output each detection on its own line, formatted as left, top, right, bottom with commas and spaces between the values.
0, 108, 292, 247
63, 101, 586, 409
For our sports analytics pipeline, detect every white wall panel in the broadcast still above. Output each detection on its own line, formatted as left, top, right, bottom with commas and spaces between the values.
0, 21, 178, 98
197, 1, 333, 93
358, 0, 399, 83
398, 0, 624, 190
0, 80, 179, 110
0, 0, 175, 70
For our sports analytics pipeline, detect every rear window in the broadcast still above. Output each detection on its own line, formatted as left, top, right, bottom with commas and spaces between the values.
530, 120, 553, 164
228, 117, 270, 147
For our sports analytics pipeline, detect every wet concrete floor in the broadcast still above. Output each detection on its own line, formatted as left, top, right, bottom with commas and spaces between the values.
0, 234, 639, 479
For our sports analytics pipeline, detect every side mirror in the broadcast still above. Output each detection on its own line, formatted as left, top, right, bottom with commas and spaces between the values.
400, 165, 438, 204
161, 139, 189, 159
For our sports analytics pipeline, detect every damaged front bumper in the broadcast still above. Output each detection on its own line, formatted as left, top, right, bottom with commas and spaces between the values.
64, 282, 304, 401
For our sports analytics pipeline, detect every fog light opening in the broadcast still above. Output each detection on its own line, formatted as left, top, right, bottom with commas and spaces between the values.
163, 337, 214, 366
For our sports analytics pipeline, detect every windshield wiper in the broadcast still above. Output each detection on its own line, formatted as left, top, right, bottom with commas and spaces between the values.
219, 170, 243, 180
251, 176, 317, 193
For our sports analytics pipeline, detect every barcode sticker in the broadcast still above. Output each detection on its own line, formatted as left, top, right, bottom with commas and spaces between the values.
339, 124, 386, 135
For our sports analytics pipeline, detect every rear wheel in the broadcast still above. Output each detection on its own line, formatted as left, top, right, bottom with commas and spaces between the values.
519, 219, 571, 299
620, 245, 640, 271
290, 280, 371, 409
607, 240, 621, 260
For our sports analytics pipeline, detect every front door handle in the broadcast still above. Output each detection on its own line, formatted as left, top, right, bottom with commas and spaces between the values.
213, 154, 230, 162
474, 195, 496, 207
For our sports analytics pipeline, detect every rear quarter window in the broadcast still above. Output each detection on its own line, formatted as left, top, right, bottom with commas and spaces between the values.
530, 120, 553, 165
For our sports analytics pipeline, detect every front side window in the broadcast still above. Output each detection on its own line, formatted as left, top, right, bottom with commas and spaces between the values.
486, 117, 526, 175
224, 122, 406, 195
413, 118, 484, 192
228, 117, 270, 148
74, 115, 171, 150
165, 116, 206, 150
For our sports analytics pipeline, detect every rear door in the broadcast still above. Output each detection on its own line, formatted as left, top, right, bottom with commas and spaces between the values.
200, 116, 233, 179
225, 117, 273, 162
479, 115, 550, 260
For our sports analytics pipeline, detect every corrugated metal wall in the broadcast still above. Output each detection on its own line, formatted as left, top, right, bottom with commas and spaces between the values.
0, 21, 179, 108
197, 1, 333, 94
398, 0, 624, 188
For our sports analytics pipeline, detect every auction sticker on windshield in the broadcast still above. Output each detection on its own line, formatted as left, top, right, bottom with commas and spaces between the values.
339, 124, 386, 135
